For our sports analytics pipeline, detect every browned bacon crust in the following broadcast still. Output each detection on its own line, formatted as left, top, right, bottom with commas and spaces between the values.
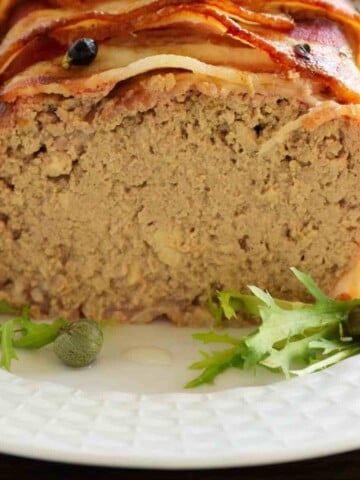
1, 1, 360, 103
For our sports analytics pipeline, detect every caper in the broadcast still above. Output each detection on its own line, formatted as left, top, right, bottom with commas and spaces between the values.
347, 306, 360, 337
62, 38, 98, 69
54, 319, 103, 367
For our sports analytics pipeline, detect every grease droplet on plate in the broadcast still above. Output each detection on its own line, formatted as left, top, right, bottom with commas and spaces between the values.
121, 347, 173, 366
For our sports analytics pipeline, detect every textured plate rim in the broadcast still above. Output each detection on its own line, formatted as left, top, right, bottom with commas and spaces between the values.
0, 355, 360, 469
0, 433, 359, 469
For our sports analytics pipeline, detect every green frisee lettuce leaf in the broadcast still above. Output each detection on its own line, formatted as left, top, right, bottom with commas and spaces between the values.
0, 321, 18, 371
187, 268, 360, 388
0, 306, 69, 370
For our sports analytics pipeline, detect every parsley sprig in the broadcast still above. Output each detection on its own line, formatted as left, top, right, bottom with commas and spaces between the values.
186, 268, 360, 387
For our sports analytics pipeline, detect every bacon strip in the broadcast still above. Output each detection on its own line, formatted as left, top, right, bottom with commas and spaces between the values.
0, 0, 294, 63
0, 0, 20, 22
253, 1, 360, 38
0, 0, 296, 79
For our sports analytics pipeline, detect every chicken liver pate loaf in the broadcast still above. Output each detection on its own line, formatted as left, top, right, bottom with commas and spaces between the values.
0, 0, 359, 325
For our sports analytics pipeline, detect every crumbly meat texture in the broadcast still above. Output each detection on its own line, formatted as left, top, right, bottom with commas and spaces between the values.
0, 72, 359, 325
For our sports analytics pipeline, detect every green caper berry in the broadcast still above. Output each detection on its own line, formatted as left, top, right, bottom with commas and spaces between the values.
54, 319, 103, 367
347, 306, 360, 337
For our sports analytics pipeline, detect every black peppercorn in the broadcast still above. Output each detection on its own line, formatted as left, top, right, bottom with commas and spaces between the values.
62, 38, 98, 68
293, 43, 311, 60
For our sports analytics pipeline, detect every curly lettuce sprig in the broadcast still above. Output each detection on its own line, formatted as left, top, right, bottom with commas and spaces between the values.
186, 268, 360, 387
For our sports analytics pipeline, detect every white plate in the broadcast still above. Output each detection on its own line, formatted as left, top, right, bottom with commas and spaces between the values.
0, 321, 360, 469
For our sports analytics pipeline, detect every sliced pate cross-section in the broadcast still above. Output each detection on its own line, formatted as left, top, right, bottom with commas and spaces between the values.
0, 0, 359, 324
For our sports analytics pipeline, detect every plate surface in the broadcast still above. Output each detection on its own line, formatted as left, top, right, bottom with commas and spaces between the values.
1, 322, 360, 469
